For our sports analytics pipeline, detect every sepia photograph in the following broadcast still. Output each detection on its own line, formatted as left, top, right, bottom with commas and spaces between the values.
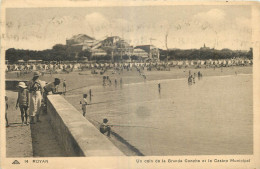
1, 1, 259, 169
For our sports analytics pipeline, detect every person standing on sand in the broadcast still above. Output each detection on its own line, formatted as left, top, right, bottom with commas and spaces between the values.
158, 83, 161, 93
28, 71, 43, 123
198, 71, 202, 80
5, 96, 9, 127
103, 76, 106, 85
188, 75, 193, 85
120, 78, 123, 86
100, 118, 111, 137
115, 79, 117, 86
16, 82, 29, 125
80, 94, 88, 117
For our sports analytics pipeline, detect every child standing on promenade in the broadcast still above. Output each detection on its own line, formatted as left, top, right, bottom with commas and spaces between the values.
5, 96, 9, 127
80, 94, 88, 117
16, 82, 29, 125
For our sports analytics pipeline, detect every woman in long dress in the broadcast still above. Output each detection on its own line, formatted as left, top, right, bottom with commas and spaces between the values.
28, 71, 43, 123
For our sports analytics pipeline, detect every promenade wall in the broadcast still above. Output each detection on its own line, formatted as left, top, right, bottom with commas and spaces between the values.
5, 80, 28, 90
47, 95, 124, 156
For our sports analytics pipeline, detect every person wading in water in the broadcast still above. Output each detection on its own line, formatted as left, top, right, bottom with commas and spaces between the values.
63, 80, 67, 93
80, 94, 88, 117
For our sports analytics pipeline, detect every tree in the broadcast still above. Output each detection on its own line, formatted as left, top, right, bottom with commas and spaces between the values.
122, 55, 129, 60
78, 50, 91, 60
6, 48, 19, 63
52, 44, 68, 51
131, 55, 139, 60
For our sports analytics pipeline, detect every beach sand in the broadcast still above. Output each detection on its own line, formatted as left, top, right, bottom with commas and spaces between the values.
6, 66, 252, 90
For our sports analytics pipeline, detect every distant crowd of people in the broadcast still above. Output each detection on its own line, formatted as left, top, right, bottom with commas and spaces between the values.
102, 75, 123, 87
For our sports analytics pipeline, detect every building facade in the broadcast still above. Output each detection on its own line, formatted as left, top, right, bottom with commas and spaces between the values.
65, 34, 160, 60
101, 36, 134, 57
135, 45, 160, 60
133, 48, 149, 58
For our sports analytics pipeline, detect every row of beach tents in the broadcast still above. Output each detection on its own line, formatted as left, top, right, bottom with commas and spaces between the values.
6, 58, 253, 71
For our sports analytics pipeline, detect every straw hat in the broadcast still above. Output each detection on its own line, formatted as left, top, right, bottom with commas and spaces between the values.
33, 71, 40, 77
17, 82, 27, 88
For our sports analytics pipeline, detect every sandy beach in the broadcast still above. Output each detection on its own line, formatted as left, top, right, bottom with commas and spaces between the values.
6, 66, 252, 90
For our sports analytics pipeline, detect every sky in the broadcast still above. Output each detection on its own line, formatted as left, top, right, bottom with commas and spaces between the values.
5, 5, 252, 50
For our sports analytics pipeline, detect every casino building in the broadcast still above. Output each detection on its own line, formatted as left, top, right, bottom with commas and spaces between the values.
65, 34, 159, 60
100, 36, 134, 58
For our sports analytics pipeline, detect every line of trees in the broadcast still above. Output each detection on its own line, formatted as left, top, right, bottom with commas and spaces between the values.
161, 48, 253, 61
5, 45, 252, 64
6, 44, 85, 63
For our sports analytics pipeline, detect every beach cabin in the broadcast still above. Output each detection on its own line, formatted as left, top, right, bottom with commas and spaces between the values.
17, 60, 25, 65
27, 60, 36, 64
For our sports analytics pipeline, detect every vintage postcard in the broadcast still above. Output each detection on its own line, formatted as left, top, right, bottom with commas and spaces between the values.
0, 1, 259, 169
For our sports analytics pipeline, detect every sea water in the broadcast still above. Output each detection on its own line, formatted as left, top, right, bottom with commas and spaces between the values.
65, 74, 253, 156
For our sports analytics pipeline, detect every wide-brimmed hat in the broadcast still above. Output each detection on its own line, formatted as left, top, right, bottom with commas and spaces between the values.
33, 71, 40, 77
17, 82, 27, 88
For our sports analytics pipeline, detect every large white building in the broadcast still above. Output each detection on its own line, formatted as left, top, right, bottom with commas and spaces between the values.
65, 34, 160, 60
133, 48, 149, 58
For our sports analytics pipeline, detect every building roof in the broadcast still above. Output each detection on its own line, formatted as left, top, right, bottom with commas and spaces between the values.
68, 34, 95, 41
92, 48, 106, 52
135, 45, 155, 53
133, 48, 147, 52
